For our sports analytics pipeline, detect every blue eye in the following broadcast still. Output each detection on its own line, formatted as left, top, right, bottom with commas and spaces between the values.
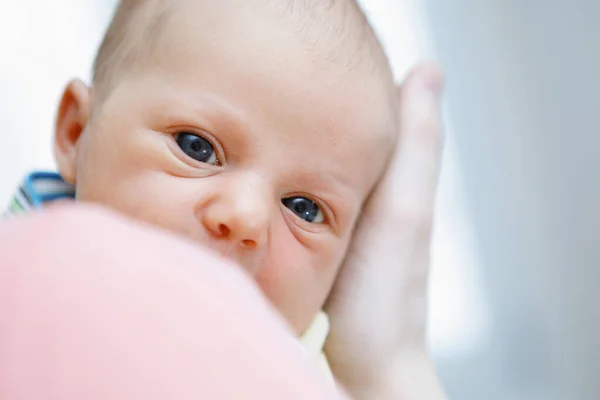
176, 132, 218, 165
282, 197, 325, 223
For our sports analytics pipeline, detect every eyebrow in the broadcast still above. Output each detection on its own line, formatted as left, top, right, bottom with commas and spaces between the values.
148, 88, 254, 148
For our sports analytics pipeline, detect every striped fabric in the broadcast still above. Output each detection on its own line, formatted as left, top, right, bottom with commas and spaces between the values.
5, 172, 76, 217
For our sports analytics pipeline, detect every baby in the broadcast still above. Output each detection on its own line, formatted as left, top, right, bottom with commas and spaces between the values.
10, 0, 397, 373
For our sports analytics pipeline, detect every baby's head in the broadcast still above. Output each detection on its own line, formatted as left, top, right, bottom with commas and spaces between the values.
54, 0, 396, 333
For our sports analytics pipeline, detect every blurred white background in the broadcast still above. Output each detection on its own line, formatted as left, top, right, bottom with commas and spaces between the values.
2, 1, 599, 399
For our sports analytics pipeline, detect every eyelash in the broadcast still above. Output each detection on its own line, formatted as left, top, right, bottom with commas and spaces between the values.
283, 193, 332, 226
169, 128, 225, 167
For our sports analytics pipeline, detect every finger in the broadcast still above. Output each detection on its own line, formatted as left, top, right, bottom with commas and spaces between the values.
381, 62, 445, 227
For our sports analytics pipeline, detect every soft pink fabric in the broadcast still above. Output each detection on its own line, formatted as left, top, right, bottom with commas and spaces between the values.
0, 205, 346, 400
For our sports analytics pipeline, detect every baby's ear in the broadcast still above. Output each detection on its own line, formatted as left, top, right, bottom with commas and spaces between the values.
54, 79, 91, 185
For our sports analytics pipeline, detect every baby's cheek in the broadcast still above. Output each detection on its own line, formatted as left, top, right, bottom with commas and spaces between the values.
256, 231, 343, 334
76, 168, 195, 239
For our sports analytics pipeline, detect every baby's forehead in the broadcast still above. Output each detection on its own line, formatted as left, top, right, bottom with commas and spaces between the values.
94, 0, 394, 100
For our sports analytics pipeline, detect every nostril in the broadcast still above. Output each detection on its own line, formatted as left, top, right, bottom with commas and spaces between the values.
218, 224, 230, 237
240, 239, 257, 250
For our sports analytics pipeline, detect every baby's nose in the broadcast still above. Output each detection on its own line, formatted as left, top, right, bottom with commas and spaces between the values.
199, 176, 272, 250
201, 203, 268, 249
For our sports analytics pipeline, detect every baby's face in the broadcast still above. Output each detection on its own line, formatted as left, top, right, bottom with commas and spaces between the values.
69, 1, 394, 333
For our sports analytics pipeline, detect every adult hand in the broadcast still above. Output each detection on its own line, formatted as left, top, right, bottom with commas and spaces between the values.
325, 63, 447, 400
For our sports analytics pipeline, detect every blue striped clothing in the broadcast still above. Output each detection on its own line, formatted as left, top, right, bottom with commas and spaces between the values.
5, 172, 75, 216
